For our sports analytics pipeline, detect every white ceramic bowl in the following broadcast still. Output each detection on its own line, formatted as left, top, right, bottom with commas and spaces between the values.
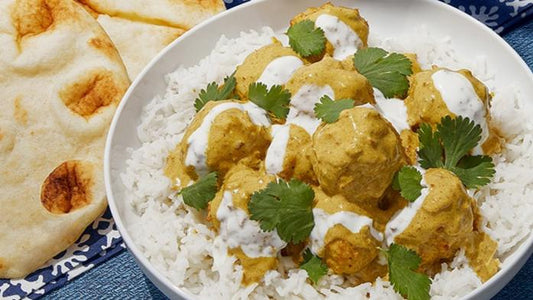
104, 0, 533, 299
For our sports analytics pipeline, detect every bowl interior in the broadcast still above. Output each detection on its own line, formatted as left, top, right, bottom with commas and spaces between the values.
105, 0, 533, 299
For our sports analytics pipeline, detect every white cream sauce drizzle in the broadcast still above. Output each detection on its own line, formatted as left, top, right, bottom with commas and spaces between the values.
257, 56, 304, 88
216, 190, 286, 258
185, 102, 270, 176
315, 14, 362, 60
265, 124, 291, 175
385, 167, 429, 245
372, 88, 410, 133
310, 208, 383, 255
287, 84, 335, 135
431, 70, 489, 153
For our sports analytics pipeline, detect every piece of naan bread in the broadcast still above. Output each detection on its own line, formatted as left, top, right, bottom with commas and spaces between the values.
0, 0, 129, 278
76, 0, 225, 79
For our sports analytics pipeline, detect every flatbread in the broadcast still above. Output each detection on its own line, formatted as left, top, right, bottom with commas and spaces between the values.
77, 0, 226, 29
75, 0, 225, 79
0, 0, 129, 278
96, 15, 185, 79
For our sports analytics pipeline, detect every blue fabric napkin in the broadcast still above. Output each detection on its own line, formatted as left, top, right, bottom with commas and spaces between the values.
442, 0, 533, 33
1, 0, 531, 299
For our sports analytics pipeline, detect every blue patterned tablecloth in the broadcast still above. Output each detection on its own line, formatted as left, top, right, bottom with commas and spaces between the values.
1, 0, 532, 299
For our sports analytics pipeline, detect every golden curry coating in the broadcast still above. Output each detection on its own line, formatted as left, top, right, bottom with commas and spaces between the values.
208, 164, 274, 231
285, 56, 374, 105
405, 67, 489, 127
234, 41, 304, 98
392, 168, 499, 279
392, 169, 472, 270
275, 124, 317, 185
404, 67, 501, 153
312, 107, 405, 205
290, 2, 369, 62
165, 100, 271, 189
313, 189, 382, 275
207, 165, 278, 285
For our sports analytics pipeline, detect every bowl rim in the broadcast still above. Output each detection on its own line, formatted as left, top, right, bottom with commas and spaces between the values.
104, 0, 533, 299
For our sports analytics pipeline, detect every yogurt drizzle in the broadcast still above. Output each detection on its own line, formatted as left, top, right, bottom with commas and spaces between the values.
315, 14, 363, 60
385, 167, 429, 245
372, 88, 410, 133
257, 56, 303, 88
216, 191, 286, 258
265, 124, 291, 175
185, 102, 270, 176
287, 84, 335, 135
310, 208, 382, 255
431, 70, 489, 152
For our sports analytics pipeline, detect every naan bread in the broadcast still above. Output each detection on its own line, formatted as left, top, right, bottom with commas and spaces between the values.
77, 0, 226, 29
76, 0, 225, 79
0, 0, 129, 278
96, 15, 185, 79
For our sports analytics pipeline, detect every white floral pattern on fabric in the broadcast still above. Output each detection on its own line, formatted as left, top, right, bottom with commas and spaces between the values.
444, 0, 533, 33
0, 0, 531, 299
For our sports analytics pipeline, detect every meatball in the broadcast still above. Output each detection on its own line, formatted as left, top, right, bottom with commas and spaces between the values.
386, 168, 475, 272
234, 41, 304, 98
165, 100, 271, 189
264, 124, 317, 185
291, 2, 369, 61
208, 165, 284, 285
285, 57, 374, 134
312, 107, 405, 206
310, 188, 382, 275
405, 67, 501, 154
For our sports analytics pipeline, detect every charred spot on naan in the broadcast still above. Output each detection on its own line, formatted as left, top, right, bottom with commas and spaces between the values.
88, 36, 122, 62
59, 69, 122, 119
12, 0, 54, 39
40, 160, 95, 214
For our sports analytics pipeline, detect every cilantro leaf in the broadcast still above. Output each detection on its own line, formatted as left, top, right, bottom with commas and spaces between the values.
180, 172, 218, 210
395, 166, 423, 202
194, 73, 238, 112
194, 82, 219, 112
416, 116, 495, 189
249, 178, 315, 243
314, 95, 355, 123
437, 116, 482, 168
248, 82, 291, 119
300, 249, 328, 284
384, 244, 431, 300
417, 123, 443, 169
353, 47, 413, 98
452, 155, 495, 189
218, 72, 237, 100
287, 20, 326, 57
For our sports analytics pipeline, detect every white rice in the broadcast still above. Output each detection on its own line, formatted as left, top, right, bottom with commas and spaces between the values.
120, 26, 533, 299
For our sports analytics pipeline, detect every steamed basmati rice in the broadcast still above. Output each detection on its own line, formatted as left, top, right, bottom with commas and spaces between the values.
120, 26, 533, 299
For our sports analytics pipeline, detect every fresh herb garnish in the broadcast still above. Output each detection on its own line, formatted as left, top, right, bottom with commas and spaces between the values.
314, 95, 355, 123
300, 249, 328, 284
248, 82, 291, 119
194, 73, 238, 112
393, 166, 423, 202
179, 172, 218, 210
286, 20, 326, 57
353, 47, 412, 98
417, 116, 495, 189
249, 178, 315, 243
383, 244, 431, 300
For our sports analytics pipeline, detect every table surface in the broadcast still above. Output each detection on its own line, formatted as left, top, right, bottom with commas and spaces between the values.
43, 19, 533, 300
